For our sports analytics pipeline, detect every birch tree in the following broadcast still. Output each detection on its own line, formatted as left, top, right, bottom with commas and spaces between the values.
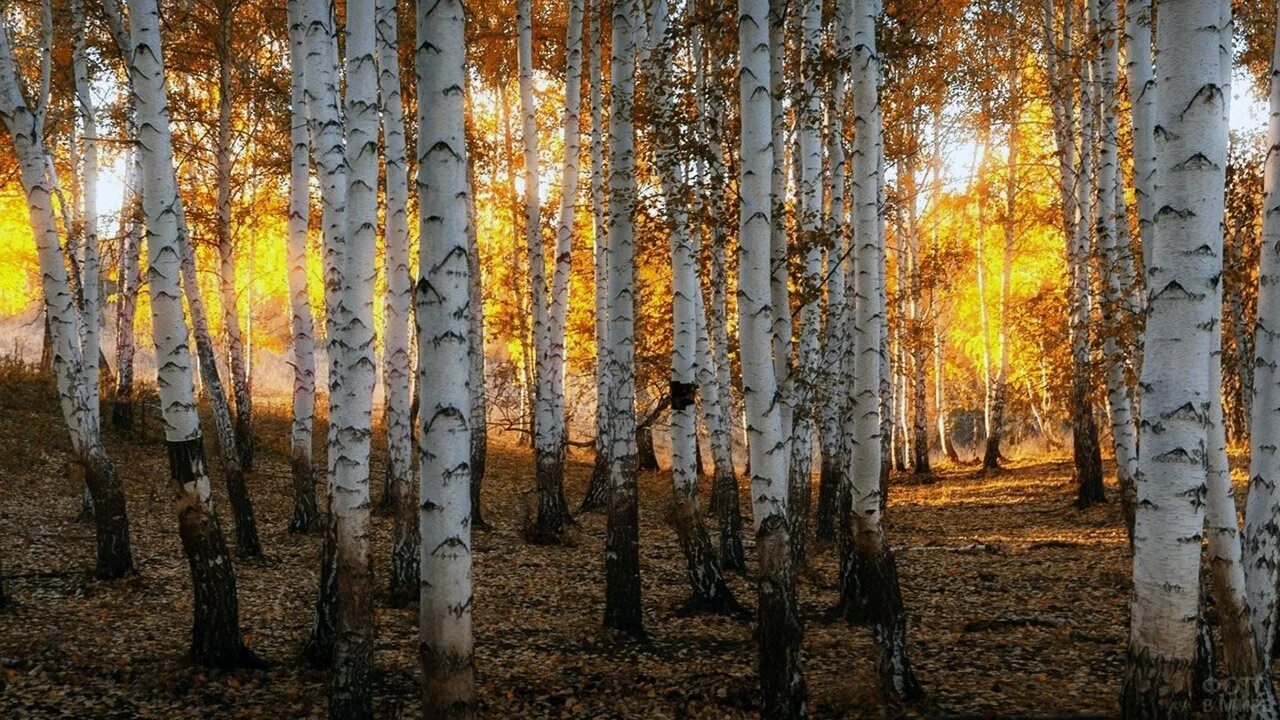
1123, 0, 1155, 274
300, 0, 348, 668
1094, 0, 1137, 529
603, 0, 643, 636
647, 0, 739, 614
842, 0, 921, 700
1245, 0, 1280, 666
328, 0, 380, 712
285, 0, 319, 535
787, 0, 824, 566
215, 0, 254, 471
0, 1, 133, 582
71, 0, 100, 432
126, 0, 255, 666
112, 144, 143, 433
518, 0, 573, 541
739, 0, 807, 712
417, 0, 475, 712
468, 159, 490, 531
582, 0, 611, 515
1122, 0, 1231, 712
376, 0, 418, 610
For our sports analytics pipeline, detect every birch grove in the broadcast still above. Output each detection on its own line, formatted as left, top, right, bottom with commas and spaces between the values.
4, 0, 1280, 717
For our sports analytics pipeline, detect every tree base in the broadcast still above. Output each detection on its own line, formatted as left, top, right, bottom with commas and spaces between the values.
755, 515, 808, 719
1121, 646, 1195, 720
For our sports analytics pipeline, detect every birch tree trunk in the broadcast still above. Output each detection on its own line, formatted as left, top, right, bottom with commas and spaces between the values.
1070, 0, 1106, 508
112, 142, 142, 433
467, 159, 490, 531
983, 78, 1018, 472
518, 0, 573, 542
328, 0, 380, 712
375, 0, 418, 610
547, 0, 585, 536
648, 0, 738, 615
417, 0, 475, 711
284, 0, 319, 535
71, 0, 101, 430
215, 0, 253, 472
1245, 0, 1280, 666
126, 0, 254, 666
0, 12, 133, 582
768, 0, 793, 457
1122, 0, 1230, 713
786, 0, 824, 568
817, 7, 852, 541
177, 209, 261, 559
740, 0, 807, 713
300, 0, 348, 670
603, 0, 643, 635
842, 0, 921, 701
1123, 0, 1155, 275
582, 0, 611, 514
1095, 0, 1138, 535
696, 22, 747, 573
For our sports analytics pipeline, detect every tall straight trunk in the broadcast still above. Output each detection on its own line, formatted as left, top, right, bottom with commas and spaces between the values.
126, 0, 254, 666
740, 0, 807, 714
768, 0, 793, 453
0, 11, 133, 582
547, 0, 585, 536
329, 1, 380, 714
1071, 0, 1106, 507
1203, 11, 1275, 696
285, 0, 319, 535
1123, 0, 1155, 275
582, 0, 611, 515
1121, 0, 1229, 714
697, 23, 747, 573
112, 144, 142, 432
984, 82, 1018, 472
376, 0, 418, 610
518, 0, 572, 542
1245, 0, 1280, 664
71, 0, 100, 429
786, 0, 824, 568
1095, 0, 1137, 535
818, 6, 852, 541
603, 0, 643, 635
649, 0, 738, 614
417, 0, 475, 712
215, 0, 253, 472
300, 0, 348, 670
843, 0, 921, 702
1042, 0, 1105, 505
467, 158, 490, 531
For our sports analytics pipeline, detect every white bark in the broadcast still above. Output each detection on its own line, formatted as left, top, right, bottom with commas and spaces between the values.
1123, 0, 1155, 273
1245, 0, 1280, 661
330, 0, 379, 711
376, 0, 415, 602
285, 0, 318, 533
71, 0, 100, 426
588, 0, 611, 507
1124, 0, 1229, 710
417, 0, 475, 711
1094, 0, 1137, 507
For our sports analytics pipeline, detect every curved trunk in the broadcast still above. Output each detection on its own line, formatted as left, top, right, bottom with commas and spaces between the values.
126, 0, 252, 666
0, 13, 133, 581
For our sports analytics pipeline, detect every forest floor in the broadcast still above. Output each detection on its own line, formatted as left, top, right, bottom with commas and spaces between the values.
0, 360, 1137, 719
